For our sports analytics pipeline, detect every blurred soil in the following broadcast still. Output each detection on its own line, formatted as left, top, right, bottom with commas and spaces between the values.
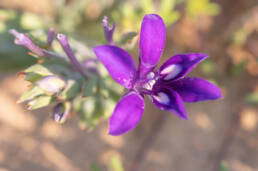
0, 0, 258, 171
0, 70, 257, 171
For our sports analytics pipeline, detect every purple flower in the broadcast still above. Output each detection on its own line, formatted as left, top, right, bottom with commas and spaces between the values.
94, 14, 222, 136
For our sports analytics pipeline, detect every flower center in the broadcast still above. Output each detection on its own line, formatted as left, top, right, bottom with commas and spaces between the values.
142, 72, 158, 91
133, 72, 158, 94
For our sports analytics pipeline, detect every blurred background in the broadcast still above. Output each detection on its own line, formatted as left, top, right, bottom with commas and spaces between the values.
0, 0, 257, 170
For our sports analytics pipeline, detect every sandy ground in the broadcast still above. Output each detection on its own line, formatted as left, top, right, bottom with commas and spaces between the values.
0, 70, 257, 171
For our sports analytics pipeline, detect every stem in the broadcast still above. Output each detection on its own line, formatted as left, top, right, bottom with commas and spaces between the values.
57, 34, 89, 79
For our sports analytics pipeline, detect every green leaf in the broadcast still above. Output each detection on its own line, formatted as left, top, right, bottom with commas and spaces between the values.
59, 79, 81, 100
27, 96, 53, 110
18, 86, 45, 103
119, 32, 137, 45
79, 97, 104, 130
83, 76, 97, 97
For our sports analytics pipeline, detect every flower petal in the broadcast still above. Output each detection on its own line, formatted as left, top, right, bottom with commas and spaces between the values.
171, 77, 223, 102
159, 53, 208, 81
109, 91, 145, 135
94, 45, 137, 89
139, 14, 166, 76
150, 89, 187, 119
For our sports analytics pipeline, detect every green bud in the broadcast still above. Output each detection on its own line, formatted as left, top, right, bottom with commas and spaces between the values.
25, 64, 53, 76
26, 96, 53, 110
17, 86, 45, 103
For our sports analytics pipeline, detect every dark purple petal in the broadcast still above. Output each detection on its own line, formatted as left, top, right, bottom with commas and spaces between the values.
47, 28, 55, 46
94, 45, 137, 89
150, 89, 187, 119
9, 29, 44, 56
158, 53, 208, 81
139, 14, 166, 76
57, 34, 89, 79
103, 16, 116, 45
109, 91, 145, 136
170, 77, 223, 102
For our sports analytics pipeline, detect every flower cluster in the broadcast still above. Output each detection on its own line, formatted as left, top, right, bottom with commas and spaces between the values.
10, 13, 222, 136
94, 14, 222, 135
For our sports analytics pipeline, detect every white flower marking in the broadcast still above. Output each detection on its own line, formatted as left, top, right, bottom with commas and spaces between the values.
160, 64, 182, 80
153, 92, 170, 105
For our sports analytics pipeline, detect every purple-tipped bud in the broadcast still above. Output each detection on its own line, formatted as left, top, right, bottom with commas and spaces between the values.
57, 34, 89, 78
47, 28, 55, 46
52, 102, 71, 123
9, 29, 44, 56
102, 16, 116, 45
36, 75, 66, 94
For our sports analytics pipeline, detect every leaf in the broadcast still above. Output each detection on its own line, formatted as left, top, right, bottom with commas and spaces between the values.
59, 79, 81, 100
18, 86, 45, 103
118, 32, 137, 45
83, 76, 97, 97
79, 97, 104, 130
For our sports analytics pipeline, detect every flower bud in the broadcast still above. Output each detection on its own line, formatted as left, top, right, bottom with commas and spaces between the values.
9, 29, 44, 56
52, 102, 71, 123
36, 75, 66, 94
102, 16, 116, 45
47, 28, 55, 46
